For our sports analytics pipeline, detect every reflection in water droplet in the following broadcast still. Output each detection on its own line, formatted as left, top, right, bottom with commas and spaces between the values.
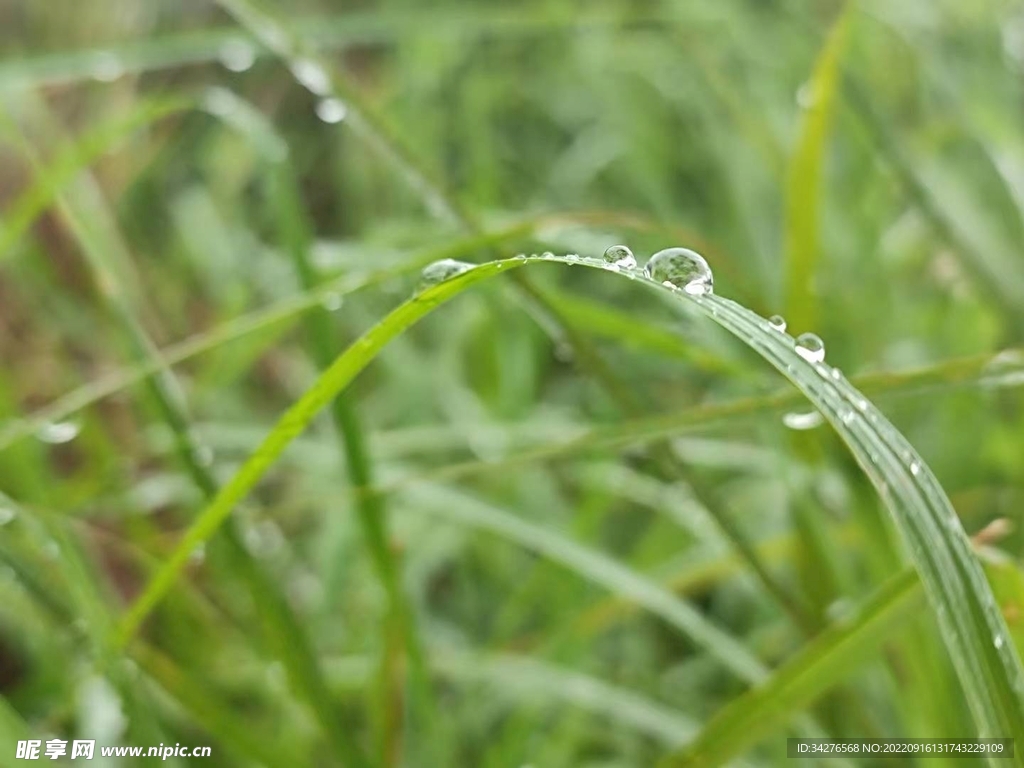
602, 245, 637, 269
91, 51, 125, 82
909, 460, 921, 477
644, 247, 713, 296
416, 259, 474, 292
782, 410, 824, 431
315, 98, 347, 124
794, 333, 825, 364
290, 58, 331, 95
219, 39, 257, 72
320, 292, 343, 311
36, 421, 80, 444
767, 314, 787, 332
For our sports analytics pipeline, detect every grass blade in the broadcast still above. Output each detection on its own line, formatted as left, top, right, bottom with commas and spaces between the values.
784, 4, 852, 331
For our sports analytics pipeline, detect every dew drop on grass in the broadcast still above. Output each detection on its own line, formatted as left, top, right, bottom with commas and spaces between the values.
602, 245, 637, 269
290, 58, 331, 95
782, 410, 824, 430
417, 259, 474, 292
219, 39, 257, 72
36, 420, 80, 444
644, 247, 713, 295
995, 634, 1005, 650
315, 98, 347, 124
767, 314, 787, 332
320, 292, 343, 311
910, 460, 921, 476
794, 332, 825, 363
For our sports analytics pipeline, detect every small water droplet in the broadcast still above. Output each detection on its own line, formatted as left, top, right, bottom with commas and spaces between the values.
855, 397, 868, 412
794, 333, 825, 364
909, 460, 921, 477
219, 39, 256, 72
602, 245, 637, 269
782, 410, 824, 431
416, 259, 474, 292
290, 58, 331, 95
320, 292, 343, 311
995, 634, 1005, 650
90, 51, 124, 82
830, 367, 842, 380
193, 445, 214, 468
36, 421, 80, 444
315, 97, 346, 124
840, 408, 855, 424
767, 314, 787, 332
644, 247, 714, 295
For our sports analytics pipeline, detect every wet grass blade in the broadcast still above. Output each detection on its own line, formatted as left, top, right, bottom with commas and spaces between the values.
784, 4, 852, 332
112, 252, 1024, 750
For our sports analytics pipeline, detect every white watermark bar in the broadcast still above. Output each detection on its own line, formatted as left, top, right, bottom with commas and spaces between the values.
788, 739, 1014, 758
16, 740, 212, 760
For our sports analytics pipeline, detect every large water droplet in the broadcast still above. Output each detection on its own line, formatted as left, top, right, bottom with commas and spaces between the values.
767, 314, 787, 332
417, 259, 474, 292
782, 410, 824, 431
602, 245, 637, 269
315, 98, 346, 124
219, 39, 256, 72
794, 333, 825, 363
644, 248, 713, 295
36, 420, 80, 444
290, 58, 331, 95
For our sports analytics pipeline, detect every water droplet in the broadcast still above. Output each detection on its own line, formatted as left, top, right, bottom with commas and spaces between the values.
830, 367, 842, 381
290, 58, 331, 95
193, 445, 214, 468
767, 314, 787, 332
0, 506, 15, 526
315, 97, 347, 124
909, 460, 921, 477
36, 420, 80, 444
794, 333, 825, 364
644, 248, 714, 295
320, 292, 343, 311
796, 81, 815, 109
602, 245, 637, 269
90, 52, 124, 82
219, 39, 256, 72
855, 397, 868, 412
840, 408, 855, 425
995, 634, 1005, 650
782, 410, 824, 431
416, 259, 474, 292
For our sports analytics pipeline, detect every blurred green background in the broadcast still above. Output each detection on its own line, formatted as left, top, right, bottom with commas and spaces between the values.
2, 0, 1024, 765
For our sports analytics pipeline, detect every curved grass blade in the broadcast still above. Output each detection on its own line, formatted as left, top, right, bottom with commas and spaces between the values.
113, 258, 527, 645
114, 252, 1024, 748
784, 3, 852, 332
663, 569, 923, 767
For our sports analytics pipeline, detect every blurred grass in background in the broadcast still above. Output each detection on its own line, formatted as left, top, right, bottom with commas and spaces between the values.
2, 0, 1024, 765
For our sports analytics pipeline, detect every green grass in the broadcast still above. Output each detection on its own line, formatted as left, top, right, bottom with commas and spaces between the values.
3, 1, 1024, 766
